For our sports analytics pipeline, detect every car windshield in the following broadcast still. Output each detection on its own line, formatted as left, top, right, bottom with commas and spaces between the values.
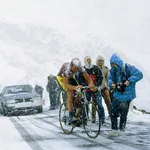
3, 85, 33, 95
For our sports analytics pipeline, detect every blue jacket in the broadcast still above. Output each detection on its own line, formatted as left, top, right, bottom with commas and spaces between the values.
108, 53, 143, 101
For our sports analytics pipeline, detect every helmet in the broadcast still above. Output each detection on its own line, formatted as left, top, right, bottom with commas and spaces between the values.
71, 58, 81, 67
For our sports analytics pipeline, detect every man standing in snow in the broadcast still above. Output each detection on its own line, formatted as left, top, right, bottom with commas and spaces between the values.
108, 53, 143, 135
96, 55, 111, 116
46, 75, 58, 110
35, 84, 44, 98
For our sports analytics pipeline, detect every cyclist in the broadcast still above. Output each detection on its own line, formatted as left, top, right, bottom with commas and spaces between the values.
76, 56, 105, 124
57, 58, 95, 125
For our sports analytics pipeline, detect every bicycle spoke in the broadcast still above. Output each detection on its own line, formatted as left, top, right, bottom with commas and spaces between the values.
59, 103, 74, 134
83, 102, 101, 138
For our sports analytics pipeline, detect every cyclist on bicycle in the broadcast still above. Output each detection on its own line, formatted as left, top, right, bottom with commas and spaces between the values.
57, 58, 95, 125
76, 56, 105, 124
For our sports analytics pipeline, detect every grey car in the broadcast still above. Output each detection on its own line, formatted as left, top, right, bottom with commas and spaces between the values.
0, 84, 43, 116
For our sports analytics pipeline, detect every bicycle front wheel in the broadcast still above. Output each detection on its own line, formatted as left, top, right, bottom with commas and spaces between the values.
82, 102, 101, 138
59, 102, 74, 134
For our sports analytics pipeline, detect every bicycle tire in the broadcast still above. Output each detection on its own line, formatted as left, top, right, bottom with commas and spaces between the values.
82, 101, 101, 138
59, 102, 74, 134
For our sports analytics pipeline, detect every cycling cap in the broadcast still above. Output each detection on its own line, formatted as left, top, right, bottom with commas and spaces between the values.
71, 58, 81, 67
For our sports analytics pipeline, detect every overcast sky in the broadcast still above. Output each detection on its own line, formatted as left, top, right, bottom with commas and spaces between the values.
1, 0, 150, 54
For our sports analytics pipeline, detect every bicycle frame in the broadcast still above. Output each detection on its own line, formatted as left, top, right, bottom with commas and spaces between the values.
72, 87, 89, 125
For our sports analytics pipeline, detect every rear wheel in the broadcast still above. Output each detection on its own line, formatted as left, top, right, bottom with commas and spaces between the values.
59, 102, 74, 134
82, 101, 101, 138
3, 109, 8, 116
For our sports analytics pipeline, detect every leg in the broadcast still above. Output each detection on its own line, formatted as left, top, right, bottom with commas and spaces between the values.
110, 99, 120, 130
92, 98, 96, 122
84, 92, 92, 123
51, 91, 55, 109
67, 90, 73, 124
53, 92, 57, 109
119, 101, 131, 130
101, 88, 111, 115
94, 91, 105, 123
56, 91, 60, 108
49, 92, 53, 110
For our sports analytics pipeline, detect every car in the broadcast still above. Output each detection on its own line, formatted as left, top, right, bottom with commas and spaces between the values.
0, 84, 44, 116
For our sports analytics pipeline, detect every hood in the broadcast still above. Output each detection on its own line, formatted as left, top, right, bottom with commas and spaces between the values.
84, 56, 93, 69
2, 91, 40, 100
110, 53, 124, 68
96, 55, 105, 66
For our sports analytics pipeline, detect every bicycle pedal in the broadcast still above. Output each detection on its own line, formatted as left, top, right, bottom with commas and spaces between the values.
72, 120, 78, 124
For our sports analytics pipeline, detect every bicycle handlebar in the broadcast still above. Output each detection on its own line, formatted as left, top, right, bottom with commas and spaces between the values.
81, 86, 89, 90
76, 86, 99, 93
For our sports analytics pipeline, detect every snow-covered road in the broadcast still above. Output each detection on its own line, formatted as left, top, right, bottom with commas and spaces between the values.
1, 108, 150, 150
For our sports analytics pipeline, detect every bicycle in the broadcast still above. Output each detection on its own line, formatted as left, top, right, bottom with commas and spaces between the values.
59, 86, 101, 139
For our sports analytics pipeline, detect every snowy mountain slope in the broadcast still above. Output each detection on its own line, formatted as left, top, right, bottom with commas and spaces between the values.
0, 21, 67, 86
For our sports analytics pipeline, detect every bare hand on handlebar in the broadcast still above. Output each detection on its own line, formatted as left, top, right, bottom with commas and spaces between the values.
88, 83, 97, 92
74, 84, 98, 92
74, 85, 83, 91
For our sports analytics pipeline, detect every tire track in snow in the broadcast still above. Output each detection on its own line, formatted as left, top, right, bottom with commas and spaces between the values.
9, 117, 43, 150
11, 114, 114, 150
34, 114, 150, 150
10, 112, 150, 150
32, 115, 118, 150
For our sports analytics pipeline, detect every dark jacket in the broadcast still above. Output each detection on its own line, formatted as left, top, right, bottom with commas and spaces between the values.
76, 65, 103, 87
35, 85, 44, 96
46, 76, 58, 92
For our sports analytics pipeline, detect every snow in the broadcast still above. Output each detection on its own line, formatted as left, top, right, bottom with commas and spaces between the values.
0, 116, 32, 150
0, 0, 150, 149
0, 109, 150, 150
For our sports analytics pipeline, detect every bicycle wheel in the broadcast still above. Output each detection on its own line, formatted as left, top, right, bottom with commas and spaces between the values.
59, 102, 74, 134
82, 101, 101, 138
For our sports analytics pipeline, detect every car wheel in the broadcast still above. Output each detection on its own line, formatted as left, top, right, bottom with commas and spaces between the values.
37, 106, 43, 113
1, 105, 7, 116
3, 109, 8, 116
